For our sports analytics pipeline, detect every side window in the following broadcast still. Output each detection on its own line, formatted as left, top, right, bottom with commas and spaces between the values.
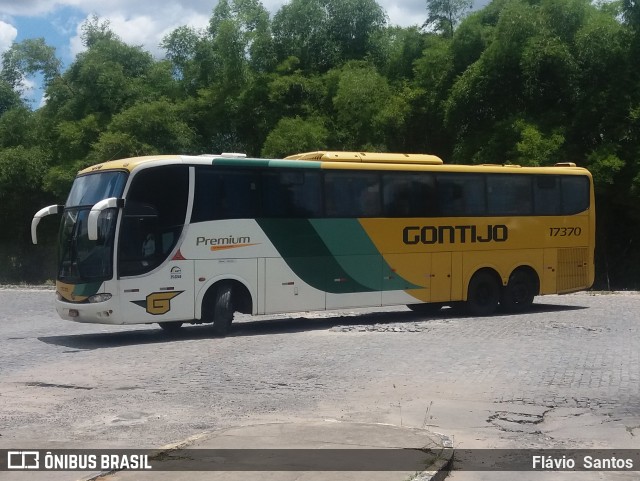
562, 176, 590, 214
486, 175, 533, 216
262, 170, 322, 217
436, 174, 486, 216
382, 173, 436, 217
119, 165, 189, 277
325, 172, 381, 217
534, 175, 562, 215
192, 168, 259, 222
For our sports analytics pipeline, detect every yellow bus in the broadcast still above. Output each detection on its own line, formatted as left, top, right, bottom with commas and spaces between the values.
31, 151, 595, 335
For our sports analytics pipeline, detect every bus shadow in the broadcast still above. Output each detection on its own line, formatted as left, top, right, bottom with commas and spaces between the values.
38, 302, 587, 350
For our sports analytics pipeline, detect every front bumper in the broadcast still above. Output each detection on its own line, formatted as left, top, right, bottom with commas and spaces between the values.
56, 297, 124, 325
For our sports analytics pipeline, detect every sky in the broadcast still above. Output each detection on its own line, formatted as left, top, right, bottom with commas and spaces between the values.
0, 0, 480, 106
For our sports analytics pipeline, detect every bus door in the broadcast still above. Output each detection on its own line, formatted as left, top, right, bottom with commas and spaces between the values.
430, 252, 452, 302
116, 165, 194, 324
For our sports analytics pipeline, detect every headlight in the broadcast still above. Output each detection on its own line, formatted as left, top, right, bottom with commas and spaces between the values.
87, 293, 112, 303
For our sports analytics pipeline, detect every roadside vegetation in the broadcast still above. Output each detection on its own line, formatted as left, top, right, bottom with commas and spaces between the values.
0, 0, 638, 287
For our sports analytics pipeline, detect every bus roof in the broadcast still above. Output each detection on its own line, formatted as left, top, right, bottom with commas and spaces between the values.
76, 152, 590, 177
285, 151, 444, 165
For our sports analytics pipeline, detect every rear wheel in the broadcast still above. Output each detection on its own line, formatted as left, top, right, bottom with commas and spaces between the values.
466, 271, 501, 316
204, 283, 234, 337
501, 270, 536, 312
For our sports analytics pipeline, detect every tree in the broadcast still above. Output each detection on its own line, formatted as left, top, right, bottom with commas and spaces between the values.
161, 25, 202, 83
273, 0, 387, 72
375, 27, 427, 81
0, 81, 24, 116
622, 0, 640, 29
89, 100, 196, 161
0, 146, 55, 281
424, 0, 472, 38
261, 116, 329, 157
0, 106, 39, 148
0, 38, 61, 100
331, 61, 394, 149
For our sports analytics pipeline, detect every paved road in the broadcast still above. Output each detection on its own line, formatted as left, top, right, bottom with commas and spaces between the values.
1, 288, 639, 480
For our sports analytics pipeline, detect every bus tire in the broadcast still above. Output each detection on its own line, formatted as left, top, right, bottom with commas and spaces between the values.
466, 270, 501, 316
501, 269, 537, 312
206, 283, 234, 337
159, 321, 183, 332
407, 303, 442, 315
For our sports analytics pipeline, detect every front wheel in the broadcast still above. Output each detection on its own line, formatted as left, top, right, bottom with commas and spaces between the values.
466, 271, 501, 316
204, 283, 235, 337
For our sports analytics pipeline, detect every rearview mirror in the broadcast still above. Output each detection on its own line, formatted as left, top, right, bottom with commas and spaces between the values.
31, 204, 63, 244
87, 198, 125, 241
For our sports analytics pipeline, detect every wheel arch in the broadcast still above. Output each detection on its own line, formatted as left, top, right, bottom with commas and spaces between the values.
507, 265, 541, 297
195, 276, 254, 320
463, 266, 503, 301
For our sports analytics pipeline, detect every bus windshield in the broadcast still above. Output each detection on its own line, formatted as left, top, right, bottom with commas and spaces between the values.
66, 171, 127, 207
58, 171, 127, 282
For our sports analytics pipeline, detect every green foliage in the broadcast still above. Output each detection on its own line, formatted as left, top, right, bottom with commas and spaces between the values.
425, 0, 473, 38
0, 80, 23, 115
89, 100, 196, 161
261, 116, 329, 157
1, 0, 640, 287
272, 0, 387, 72
0, 146, 51, 243
0, 38, 61, 93
586, 147, 626, 189
513, 120, 564, 166
331, 61, 393, 149
0, 107, 38, 148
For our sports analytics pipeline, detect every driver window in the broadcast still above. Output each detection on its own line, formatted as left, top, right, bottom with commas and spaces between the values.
118, 165, 189, 277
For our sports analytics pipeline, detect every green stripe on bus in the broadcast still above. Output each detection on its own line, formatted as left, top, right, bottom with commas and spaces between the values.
257, 219, 374, 293
267, 160, 322, 169
210, 159, 322, 169
212, 158, 272, 167
257, 218, 419, 293
310, 219, 420, 291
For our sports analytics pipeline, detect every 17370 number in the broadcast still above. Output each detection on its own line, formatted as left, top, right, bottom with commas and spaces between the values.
549, 227, 582, 237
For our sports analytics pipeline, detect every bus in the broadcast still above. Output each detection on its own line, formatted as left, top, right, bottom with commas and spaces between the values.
31, 151, 595, 335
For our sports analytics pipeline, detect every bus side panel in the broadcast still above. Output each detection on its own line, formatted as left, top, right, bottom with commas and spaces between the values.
326, 255, 382, 309
430, 252, 452, 303
451, 251, 464, 301
194, 259, 258, 319
542, 248, 558, 294
118, 260, 195, 324
382, 253, 431, 305
265, 257, 326, 314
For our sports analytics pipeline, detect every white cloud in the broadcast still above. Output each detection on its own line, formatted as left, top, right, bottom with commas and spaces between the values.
0, 0, 59, 16
69, 8, 210, 59
383, 4, 426, 28
0, 20, 17, 53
